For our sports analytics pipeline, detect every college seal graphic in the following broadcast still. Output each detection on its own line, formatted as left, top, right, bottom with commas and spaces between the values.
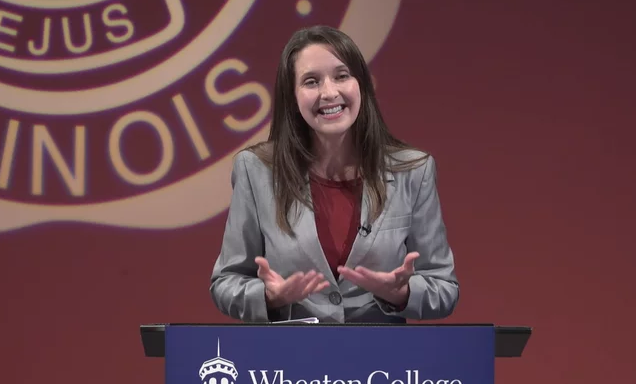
0, 0, 401, 233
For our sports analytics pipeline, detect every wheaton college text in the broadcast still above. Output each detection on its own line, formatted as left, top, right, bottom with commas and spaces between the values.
247, 370, 463, 384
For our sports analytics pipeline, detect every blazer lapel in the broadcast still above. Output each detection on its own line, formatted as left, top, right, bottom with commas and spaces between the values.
339, 171, 396, 280
293, 187, 339, 286
292, 171, 396, 286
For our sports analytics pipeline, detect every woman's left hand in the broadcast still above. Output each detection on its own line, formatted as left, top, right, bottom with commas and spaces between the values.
337, 252, 419, 308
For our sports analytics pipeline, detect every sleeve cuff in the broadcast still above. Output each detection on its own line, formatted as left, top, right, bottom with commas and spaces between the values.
373, 294, 408, 315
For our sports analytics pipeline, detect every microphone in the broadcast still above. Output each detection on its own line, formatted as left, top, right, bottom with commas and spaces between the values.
357, 224, 372, 237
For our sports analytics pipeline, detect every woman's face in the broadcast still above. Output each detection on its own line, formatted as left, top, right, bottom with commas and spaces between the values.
294, 44, 361, 140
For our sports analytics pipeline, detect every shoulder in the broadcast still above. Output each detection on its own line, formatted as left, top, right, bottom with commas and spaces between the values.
385, 148, 440, 200
233, 142, 273, 171
230, 144, 274, 188
388, 148, 430, 163
387, 148, 436, 178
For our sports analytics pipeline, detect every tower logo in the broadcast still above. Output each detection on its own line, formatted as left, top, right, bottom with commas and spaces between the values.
200, 339, 238, 384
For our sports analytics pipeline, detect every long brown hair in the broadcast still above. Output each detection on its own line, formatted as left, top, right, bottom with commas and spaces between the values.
247, 25, 427, 236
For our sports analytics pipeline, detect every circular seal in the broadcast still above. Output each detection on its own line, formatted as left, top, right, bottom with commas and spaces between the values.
0, 0, 401, 232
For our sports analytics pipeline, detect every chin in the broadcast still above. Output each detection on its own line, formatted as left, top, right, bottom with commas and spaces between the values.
312, 122, 353, 137
312, 115, 356, 136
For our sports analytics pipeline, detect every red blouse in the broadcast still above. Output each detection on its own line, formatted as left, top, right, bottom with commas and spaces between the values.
309, 173, 363, 279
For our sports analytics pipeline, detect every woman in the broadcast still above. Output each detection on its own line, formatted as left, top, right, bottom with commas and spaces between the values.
210, 25, 459, 323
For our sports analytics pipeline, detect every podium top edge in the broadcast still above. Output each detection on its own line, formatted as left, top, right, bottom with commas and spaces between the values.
140, 323, 532, 332
139, 323, 532, 358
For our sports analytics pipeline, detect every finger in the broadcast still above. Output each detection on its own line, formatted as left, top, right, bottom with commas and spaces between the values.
354, 265, 379, 276
286, 270, 313, 293
354, 266, 389, 284
274, 271, 303, 301
312, 280, 331, 293
276, 271, 303, 292
298, 270, 317, 287
256, 258, 285, 284
301, 273, 324, 297
294, 271, 317, 296
391, 252, 419, 276
393, 252, 419, 282
283, 271, 305, 287
254, 256, 270, 277
403, 252, 420, 273
338, 267, 372, 290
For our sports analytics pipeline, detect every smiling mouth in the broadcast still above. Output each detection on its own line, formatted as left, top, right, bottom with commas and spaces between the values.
318, 105, 345, 115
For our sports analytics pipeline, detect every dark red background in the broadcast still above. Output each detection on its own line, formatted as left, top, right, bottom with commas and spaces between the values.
1, 1, 635, 383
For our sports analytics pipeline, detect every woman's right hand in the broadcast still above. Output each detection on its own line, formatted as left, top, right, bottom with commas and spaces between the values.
255, 256, 330, 308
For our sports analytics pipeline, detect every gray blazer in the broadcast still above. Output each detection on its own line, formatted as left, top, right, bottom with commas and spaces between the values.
210, 148, 459, 323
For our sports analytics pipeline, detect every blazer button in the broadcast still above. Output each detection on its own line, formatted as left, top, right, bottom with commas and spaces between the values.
329, 291, 342, 305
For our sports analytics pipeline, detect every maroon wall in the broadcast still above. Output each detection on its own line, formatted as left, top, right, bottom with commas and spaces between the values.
1, 1, 634, 383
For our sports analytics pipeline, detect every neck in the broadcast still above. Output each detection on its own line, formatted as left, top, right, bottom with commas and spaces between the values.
310, 132, 358, 181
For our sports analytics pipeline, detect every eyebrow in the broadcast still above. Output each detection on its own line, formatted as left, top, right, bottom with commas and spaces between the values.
299, 65, 350, 79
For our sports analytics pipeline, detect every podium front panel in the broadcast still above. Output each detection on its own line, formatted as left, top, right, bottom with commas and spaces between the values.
165, 325, 495, 384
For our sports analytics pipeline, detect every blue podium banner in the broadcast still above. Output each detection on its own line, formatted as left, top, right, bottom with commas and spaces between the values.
165, 325, 495, 384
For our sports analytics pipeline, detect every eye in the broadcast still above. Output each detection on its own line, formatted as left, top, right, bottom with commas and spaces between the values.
303, 78, 318, 87
336, 72, 351, 81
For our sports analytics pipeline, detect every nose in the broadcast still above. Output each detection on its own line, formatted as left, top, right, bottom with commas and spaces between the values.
320, 78, 339, 100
